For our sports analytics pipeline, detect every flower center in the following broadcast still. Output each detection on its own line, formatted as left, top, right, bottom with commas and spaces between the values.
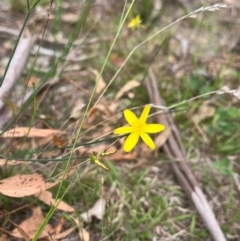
132, 120, 146, 133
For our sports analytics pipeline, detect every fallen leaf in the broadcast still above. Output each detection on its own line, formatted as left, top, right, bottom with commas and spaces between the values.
50, 217, 76, 240
10, 206, 54, 239
111, 149, 137, 162
192, 101, 215, 124
0, 235, 8, 241
80, 144, 107, 153
110, 53, 125, 67
0, 173, 56, 197
115, 80, 140, 100
108, 102, 119, 113
71, 216, 90, 241
80, 198, 106, 222
61, 13, 78, 23
53, 135, 67, 148
27, 75, 40, 87
0, 166, 75, 197
70, 98, 85, 119
54, 217, 64, 235
89, 68, 106, 94
51, 226, 76, 240
0, 159, 31, 166
16, 134, 53, 150
87, 103, 110, 123
34, 190, 75, 212
78, 227, 90, 241
155, 127, 171, 148
1, 127, 65, 138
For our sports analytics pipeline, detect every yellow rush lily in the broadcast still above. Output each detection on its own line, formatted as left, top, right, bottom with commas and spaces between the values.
128, 15, 142, 30
114, 105, 165, 152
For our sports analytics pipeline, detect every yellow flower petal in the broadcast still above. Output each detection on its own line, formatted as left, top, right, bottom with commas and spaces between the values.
128, 15, 142, 30
140, 105, 150, 123
140, 132, 155, 150
114, 126, 133, 134
145, 124, 165, 133
124, 109, 138, 125
123, 132, 139, 152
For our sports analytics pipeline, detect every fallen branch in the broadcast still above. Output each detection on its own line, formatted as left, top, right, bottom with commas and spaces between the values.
144, 67, 226, 241
0, 32, 35, 128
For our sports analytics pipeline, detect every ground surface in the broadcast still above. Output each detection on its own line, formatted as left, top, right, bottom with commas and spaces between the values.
0, 0, 240, 240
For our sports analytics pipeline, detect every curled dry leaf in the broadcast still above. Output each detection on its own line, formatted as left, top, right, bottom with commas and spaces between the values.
115, 80, 140, 100
1, 127, 65, 138
80, 198, 106, 223
34, 190, 75, 212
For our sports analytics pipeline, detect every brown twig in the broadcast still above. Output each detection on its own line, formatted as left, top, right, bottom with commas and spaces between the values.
144, 67, 226, 241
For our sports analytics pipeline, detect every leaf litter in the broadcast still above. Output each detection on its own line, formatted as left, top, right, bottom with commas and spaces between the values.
9, 206, 75, 240
1, 1, 239, 240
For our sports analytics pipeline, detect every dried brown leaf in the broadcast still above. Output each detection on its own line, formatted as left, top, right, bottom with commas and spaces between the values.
0, 173, 57, 197
1, 127, 65, 138
111, 149, 137, 162
155, 127, 171, 148
0, 159, 31, 166
115, 80, 140, 100
10, 206, 54, 239
34, 190, 75, 212
53, 135, 67, 148
70, 98, 85, 119
0, 165, 76, 198
61, 13, 78, 23
71, 217, 89, 241
192, 102, 215, 124
0, 235, 8, 241
51, 227, 76, 240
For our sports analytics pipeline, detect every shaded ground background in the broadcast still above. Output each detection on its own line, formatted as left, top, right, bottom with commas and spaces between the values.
0, 0, 240, 240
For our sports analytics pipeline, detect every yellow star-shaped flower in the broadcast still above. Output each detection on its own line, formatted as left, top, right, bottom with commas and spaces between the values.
128, 15, 142, 30
114, 105, 165, 152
